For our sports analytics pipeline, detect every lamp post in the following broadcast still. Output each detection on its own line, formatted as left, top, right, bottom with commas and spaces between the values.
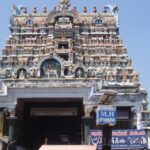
6, 140, 16, 150
0, 136, 9, 150
96, 90, 117, 150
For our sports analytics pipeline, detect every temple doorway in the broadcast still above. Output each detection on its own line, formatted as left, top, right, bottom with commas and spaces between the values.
16, 98, 84, 150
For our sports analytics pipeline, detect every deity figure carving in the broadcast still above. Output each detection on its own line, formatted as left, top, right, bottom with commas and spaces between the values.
12, 5, 24, 16
103, 59, 108, 66
27, 57, 33, 66
29, 68, 37, 78
95, 68, 103, 78
68, 39, 73, 49
33, 58, 38, 66
55, 21, 59, 29
37, 69, 40, 77
11, 70, 16, 79
74, 54, 83, 64
68, 20, 72, 29
119, 70, 127, 82
54, 42, 58, 49
5, 70, 12, 78
75, 67, 84, 78
57, 0, 71, 11
41, 59, 61, 78
108, 73, 116, 81
69, 52, 73, 61
103, 5, 119, 27
94, 57, 101, 66
87, 68, 95, 78
83, 36, 87, 44
84, 56, 90, 66
127, 59, 132, 66
14, 18, 19, 26
116, 58, 120, 66
79, 56, 83, 64
89, 57, 94, 66
45, 65, 58, 78
68, 66, 73, 75
132, 73, 139, 83
18, 69, 26, 79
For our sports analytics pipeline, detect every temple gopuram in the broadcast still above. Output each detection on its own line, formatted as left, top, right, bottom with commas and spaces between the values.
0, 0, 149, 150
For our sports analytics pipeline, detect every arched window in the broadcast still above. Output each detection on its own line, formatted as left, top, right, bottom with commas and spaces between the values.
26, 19, 33, 26
17, 68, 27, 79
95, 19, 104, 25
75, 67, 84, 78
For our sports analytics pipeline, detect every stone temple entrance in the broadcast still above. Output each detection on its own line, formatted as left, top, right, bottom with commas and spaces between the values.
16, 98, 84, 150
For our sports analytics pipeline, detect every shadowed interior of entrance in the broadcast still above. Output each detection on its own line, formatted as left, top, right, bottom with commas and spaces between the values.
16, 98, 84, 150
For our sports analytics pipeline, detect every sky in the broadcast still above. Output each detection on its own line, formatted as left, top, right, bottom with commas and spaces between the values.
0, 0, 150, 103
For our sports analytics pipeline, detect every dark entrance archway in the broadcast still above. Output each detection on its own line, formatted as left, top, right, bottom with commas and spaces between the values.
16, 98, 84, 150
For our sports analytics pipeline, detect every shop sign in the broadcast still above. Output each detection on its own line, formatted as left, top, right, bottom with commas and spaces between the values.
30, 107, 78, 116
96, 105, 116, 125
89, 130, 147, 149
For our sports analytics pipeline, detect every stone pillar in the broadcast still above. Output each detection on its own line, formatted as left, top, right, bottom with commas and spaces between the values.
137, 111, 142, 129
130, 107, 135, 129
147, 129, 150, 149
6, 108, 17, 150
0, 111, 4, 138
82, 116, 94, 144
82, 105, 94, 144
0, 141, 2, 150
61, 67, 64, 77
8, 117, 17, 142
7, 116, 17, 150
131, 106, 142, 129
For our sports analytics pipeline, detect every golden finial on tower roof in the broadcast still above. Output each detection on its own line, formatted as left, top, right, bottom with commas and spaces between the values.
33, 5, 37, 13
59, 0, 71, 11
61, 0, 65, 2
43, 5, 47, 13
60, 0, 69, 4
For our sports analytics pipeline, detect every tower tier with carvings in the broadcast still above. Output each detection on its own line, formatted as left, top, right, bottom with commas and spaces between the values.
0, 1, 139, 89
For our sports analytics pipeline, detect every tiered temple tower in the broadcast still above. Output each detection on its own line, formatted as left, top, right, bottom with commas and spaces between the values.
0, 0, 149, 149
0, 2, 139, 84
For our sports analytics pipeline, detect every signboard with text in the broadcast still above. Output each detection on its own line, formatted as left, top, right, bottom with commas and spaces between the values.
30, 107, 78, 116
89, 130, 147, 149
96, 105, 116, 125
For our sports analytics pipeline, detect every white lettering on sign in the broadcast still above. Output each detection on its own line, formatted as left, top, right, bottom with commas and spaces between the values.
101, 111, 115, 117
96, 105, 116, 125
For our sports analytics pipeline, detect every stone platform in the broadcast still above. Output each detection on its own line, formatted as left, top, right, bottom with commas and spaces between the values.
39, 145, 97, 150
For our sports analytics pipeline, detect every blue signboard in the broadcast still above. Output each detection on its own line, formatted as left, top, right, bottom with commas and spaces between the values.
89, 130, 147, 149
96, 105, 116, 125
89, 130, 102, 150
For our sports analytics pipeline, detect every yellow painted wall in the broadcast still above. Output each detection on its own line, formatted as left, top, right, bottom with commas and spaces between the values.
0, 112, 3, 138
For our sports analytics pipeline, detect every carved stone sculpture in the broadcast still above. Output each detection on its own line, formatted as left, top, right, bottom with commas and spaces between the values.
19, 70, 26, 79
84, 106, 93, 117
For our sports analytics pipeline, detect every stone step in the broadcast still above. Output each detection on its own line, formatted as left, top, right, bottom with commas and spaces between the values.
39, 145, 97, 150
